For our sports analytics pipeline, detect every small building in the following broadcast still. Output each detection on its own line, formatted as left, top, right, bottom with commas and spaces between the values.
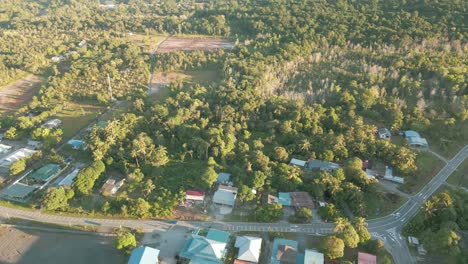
186, 190, 205, 201
384, 166, 404, 184
270, 238, 302, 264
408, 236, 419, 246
277, 192, 314, 209
179, 229, 229, 264
277, 192, 292, 206
128, 246, 160, 264
213, 185, 238, 207
0, 143, 12, 154
67, 139, 86, 150
51, 55, 65, 62
306, 160, 339, 171
290, 158, 307, 168
0, 148, 37, 168
404, 130, 428, 148
78, 40, 87, 47
290, 192, 314, 209
378, 128, 391, 140
28, 163, 61, 183
268, 194, 278, 204
217, 172, 232, 184
304, 249, 324, 264
101, 179, 116, 195
358, 252, 377, 264
235, 236, 262, 264
43, 118, 62, 129
58, 168, 80, 187
27, 140, 43, 150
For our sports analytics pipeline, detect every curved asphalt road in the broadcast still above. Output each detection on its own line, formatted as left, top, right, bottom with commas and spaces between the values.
0, 145, 466, 264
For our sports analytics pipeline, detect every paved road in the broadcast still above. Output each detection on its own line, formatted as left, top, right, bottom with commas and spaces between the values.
0, 145, 466, 263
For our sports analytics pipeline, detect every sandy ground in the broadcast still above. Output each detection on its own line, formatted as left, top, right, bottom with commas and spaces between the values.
0, 227, 125, 264
157, 37, 234, 53
0, 75, 42, 115
142, 225, 191, 264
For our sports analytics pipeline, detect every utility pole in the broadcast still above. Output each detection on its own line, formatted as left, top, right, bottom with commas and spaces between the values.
107, 73, 115, 101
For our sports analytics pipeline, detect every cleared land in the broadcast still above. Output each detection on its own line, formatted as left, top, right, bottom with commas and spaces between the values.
0, 75, 43, 116
447, 159, 468, 188
0, 226, 125, 264
156, 37, 234, 53
56, 102, 104, 139
403, 151, 445, 194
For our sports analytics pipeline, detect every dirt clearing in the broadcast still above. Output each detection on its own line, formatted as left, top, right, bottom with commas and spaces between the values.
157, 37, 234, 53
0, 75, 43, 116
0, 226, 125, 264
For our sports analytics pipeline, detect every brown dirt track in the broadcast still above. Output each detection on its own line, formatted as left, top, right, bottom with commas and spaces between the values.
156, 37, 234, 53
0, 75, 42, 116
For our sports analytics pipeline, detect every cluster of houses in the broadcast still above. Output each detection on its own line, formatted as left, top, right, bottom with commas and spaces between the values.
128, 229, 378, 264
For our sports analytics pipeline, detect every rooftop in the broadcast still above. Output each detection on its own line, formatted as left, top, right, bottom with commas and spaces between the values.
58, 168, 80, 186
29, 164, 61, 182
213, 185, 237, 206
1, 183, 37, 199
270, 238, 299, 264
358, 252, 377, 264
304, 249, 324, 264
290, 158, 307, 167
278, 192, 292, 206
235, 236, 262, 263
180, 233, 227, 264
217, 172, 232, 183
128, 246, 160, 264
206, 229, 230, 244
307, 160, 339, 170
290, 192, 314, 209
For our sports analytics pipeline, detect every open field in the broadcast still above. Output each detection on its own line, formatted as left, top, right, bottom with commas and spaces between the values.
0, 226, 125, 264
365, 190, 408, 219
447, 159, 468, 188
402, 151, 445, 194
157, 37, 234, 53
56, 102, 105, 139
125, 33, 168, 53
0, 75, 43, 116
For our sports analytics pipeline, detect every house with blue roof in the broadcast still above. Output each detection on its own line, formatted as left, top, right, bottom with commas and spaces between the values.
270, 238, 304, 264
128, 246, 160, 264
306, 160, 340, 171
277, 192, 292, 206
179, 229, 230, 264
403, 130, 428, 148
217, 172, 232, 184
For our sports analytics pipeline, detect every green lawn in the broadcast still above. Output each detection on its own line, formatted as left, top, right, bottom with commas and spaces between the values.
124, 33, 168, 53
446, 159, 468, 189
402, 151, 445, 194
365, 190, 408, 219
56, 103, 104, 139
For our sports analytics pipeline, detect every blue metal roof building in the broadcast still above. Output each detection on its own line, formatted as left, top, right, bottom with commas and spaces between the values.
128, 246, 160, 264
277, 192, 292, 206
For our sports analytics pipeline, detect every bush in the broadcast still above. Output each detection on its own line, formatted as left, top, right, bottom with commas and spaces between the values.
10, 158, 26, 176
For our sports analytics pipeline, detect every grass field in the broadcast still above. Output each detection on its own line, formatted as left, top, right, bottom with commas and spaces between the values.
446, 159, 468, 188
365, 190, 408, 219
125, 32, 168, 53
56, 102, 105, 139
402, 151, 445, 194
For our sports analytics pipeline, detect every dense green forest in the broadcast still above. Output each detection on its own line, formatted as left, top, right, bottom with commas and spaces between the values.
0, 2, 466, 259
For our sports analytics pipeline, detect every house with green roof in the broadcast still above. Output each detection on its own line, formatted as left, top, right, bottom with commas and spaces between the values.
179, 229, 230, 264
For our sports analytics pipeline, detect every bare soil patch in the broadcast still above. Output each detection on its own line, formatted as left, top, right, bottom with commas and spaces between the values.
157, 37, 234, 53
0, 75, 43, 116
0, 226, 125, 264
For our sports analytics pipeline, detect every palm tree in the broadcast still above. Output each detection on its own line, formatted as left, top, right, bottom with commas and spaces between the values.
334, 217, 349, 233
143, 179, 156, 196
300, 139, 311, 152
